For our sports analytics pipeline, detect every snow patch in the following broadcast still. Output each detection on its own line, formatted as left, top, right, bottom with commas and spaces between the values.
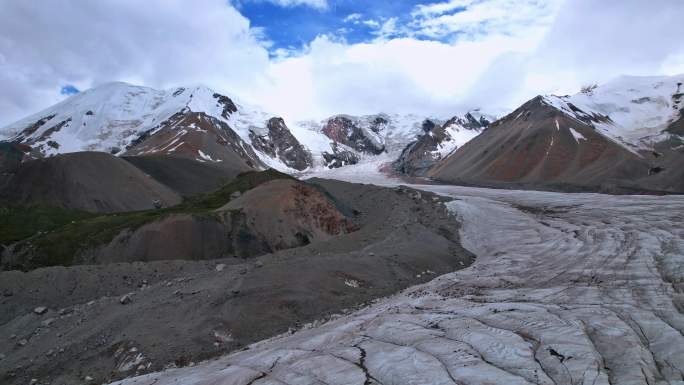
569, 127, 586, 142
197, 149, 222, 163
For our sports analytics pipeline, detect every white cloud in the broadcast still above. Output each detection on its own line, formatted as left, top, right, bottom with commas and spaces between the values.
462, 0, 684, 108
247, 33, 534, 120
411, 0, 564, 40
361, 19, 381, 28
255, 0, 328, 10
1, 0, 682, 128
373, 18, 400, 39
0, 0, 271, 126
343, 13, 362, 23
412, 0, 476, 17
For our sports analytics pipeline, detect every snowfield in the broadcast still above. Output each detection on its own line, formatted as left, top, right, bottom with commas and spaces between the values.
110, 169, 684, 385
542, 74, 684, 153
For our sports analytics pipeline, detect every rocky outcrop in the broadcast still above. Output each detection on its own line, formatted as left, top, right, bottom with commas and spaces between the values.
0, 142, 31, 176
394, 113, 488, 177
218, 179, 357, 250
321, 116, 385, 155
322, 142, 360, 169
249, 117, 313, 171
212, 93, 238, 119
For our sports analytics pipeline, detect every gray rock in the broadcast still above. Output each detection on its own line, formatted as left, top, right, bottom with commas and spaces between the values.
41, 318, 56, 327
33, 306, 48, 315
119, 294, 133, 305
215, 263, 226, 272
249, 117, 313, 170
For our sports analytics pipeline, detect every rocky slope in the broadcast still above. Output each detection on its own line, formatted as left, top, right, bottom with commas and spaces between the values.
121, 155, 240, 197
0, 169, 360, 271
249, 118, 312, 170
321, 115, 387, 155
76, 178, 357, 266
0, 152, 181, 213
123, 111, 264, 170
394, 113, 489, 176
429, 75, 684, 193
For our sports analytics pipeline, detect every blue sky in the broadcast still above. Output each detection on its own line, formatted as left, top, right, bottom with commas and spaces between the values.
236, 0, 453, 54
60, 85, 80, 95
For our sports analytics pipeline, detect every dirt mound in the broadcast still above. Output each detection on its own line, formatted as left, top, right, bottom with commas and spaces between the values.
82, 179, 355, 265
0, 152, 181, 212
428, 96, 680, 193
220, 179, 356, 247
1, 171, 355, 269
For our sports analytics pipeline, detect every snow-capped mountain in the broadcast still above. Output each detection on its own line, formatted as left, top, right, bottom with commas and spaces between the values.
292, 113, 436, 170
1, 82, 494, 175
540, 75, 684, 153
429, 74, 684, 193
0, 82, 314, 171
2, 82, 232, 155
393, 112, 491, 176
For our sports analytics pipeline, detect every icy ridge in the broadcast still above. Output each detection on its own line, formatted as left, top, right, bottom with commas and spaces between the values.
541, 74, 684, 151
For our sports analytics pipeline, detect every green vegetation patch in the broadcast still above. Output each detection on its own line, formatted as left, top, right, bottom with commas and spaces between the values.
0, 205, 94, 246
2, 169, 294, 269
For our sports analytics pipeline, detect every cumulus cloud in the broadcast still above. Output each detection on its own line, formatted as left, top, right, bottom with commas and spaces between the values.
0, 0, 270, 125
343, 13, 363, 23
461, 0, 684, 108
250, 33, 535, 120
247, 0, 328, 10
1, 0, 682, 127
411, 0, 563, 40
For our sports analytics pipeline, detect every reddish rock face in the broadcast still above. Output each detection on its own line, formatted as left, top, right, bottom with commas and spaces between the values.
221, 179, 357, 250
322, 116, 385, 155
124, 111, 264, 171
428, 96, 678, 193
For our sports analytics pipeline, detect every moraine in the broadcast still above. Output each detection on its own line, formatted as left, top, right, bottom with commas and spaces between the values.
111, 173, 684, 385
